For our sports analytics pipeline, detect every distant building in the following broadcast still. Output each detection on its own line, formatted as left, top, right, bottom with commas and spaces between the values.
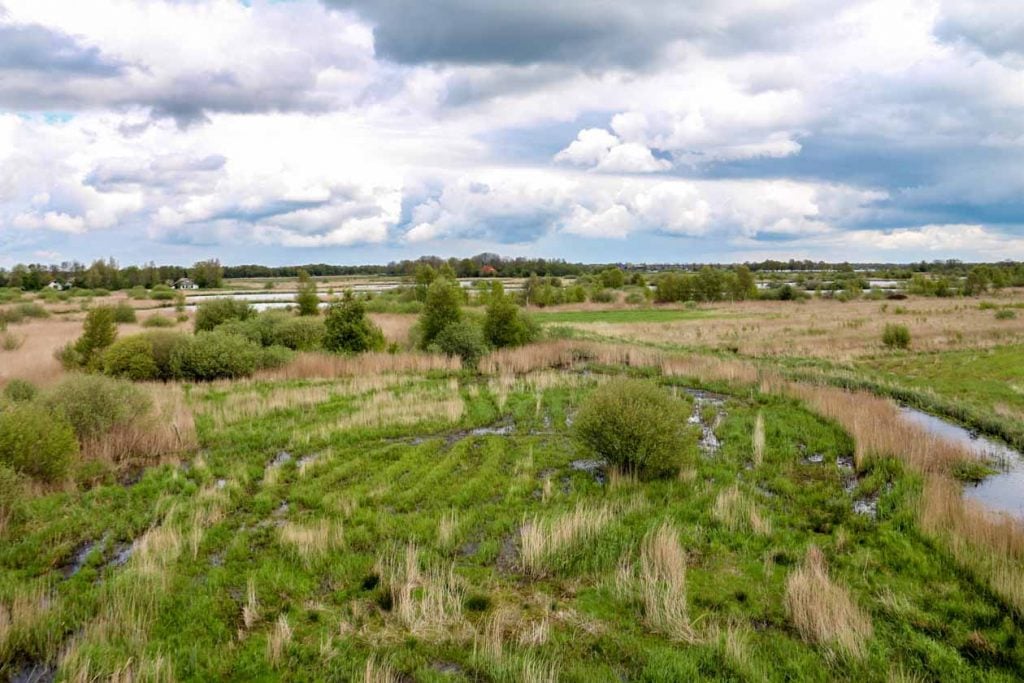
173, 278, 199, 290
46, 280, 69, 291
480, 264, 498, 277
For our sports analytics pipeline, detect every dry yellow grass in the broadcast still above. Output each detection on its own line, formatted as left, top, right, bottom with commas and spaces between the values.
81, 383, 197, 466
918, 475, 1024, 615
368, 313, 416, 346
0, 316, 78, 386
257, 351, 459, 380
363, 656, 399, 683
713, 485, 772, 536
566, 296, 1024, 360
616, 522, 694, 642
785, 546, 873, 658
520, 502, 614, 576
375, 543, 467, 639
266, 614, 293, 667
325, 380, 464, 432
438, 509, 459, 550
752, 411, 766, 467
278, 520, 344, 561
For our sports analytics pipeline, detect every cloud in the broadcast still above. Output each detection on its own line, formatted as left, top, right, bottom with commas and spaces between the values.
0, 23, 125, 76
555, 128, 670, 173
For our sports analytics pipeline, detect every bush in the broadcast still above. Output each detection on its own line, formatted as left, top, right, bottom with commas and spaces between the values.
589, 288, 615, 303
65, 306, 118, 369
483, 286, 539, 349
419, 279, 463, 349
0, 461, 23, 521
323, 296, 386, 354
112, 301, 137, 323
129, 285, 148, 300
274, 316, 325, 351
995, 309, 1017, 320
145, 331, 191, 379
882, 323, 911, 350
15, 302, 49, 319
259, 345, 294, 370
3, 379, 37, 402
433, 320, 489, 369
573, 379, 690, 479
46, 375, 151, 440
194, 298, 255, 332
102, 335, 160, 381
142, 314, 175, 328
295, 270, 320, 316
170, 330, 263, 380
0, 404, 78, 482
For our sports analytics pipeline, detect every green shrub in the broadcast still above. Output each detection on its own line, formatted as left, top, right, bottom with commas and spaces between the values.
194, 298, 255, 332
573, 379, 691, 479
14, 302, 49, 319
46, 375, 151, 440
0, 461, 23, 521
324, 296, 386, 354
433, 320, 489, 369
3, 379, 37, 402
142, 314, 175, 328
589, 288, 615, 303
274, 316, 325, 351
295, 270, 320, 316
995, 309, 1016, 320
259, 345, 294, 370
170, 331, 263, 380
65, 306, 118, 369
112, 301, 137, 323
129, 285, 148, 300
1, 332, 23, 351
0, 404, 78, 482
102, 335, 160, 381
151, 284, 175, 300
882, 323, 911, 350
419, 279, 463, 349
483, 286, 538, 349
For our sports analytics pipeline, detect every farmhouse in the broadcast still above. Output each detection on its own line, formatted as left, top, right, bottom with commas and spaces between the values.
173, 277, 199, 290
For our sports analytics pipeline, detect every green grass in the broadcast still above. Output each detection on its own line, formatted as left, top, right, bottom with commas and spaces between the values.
2, 366, 1022, 680
532, 307, 715, 325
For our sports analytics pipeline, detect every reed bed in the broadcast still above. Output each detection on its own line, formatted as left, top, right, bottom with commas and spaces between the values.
257, 351, 459, 380
81, 383, 197, 466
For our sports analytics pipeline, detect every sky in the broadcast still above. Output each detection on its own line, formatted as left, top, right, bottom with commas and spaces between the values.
0, 0, 1023, 267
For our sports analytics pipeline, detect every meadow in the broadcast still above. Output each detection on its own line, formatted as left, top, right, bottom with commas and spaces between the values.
1, 276, 1023, 681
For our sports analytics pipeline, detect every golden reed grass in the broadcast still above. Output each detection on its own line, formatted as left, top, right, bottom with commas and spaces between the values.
257, 351, 459, 380
278, 520, 344, 561
785, 546, 872, 658
614, 522, 694, 642
81, 383, 197, 466
375, 543, 466, 639
520, 502, 614, 576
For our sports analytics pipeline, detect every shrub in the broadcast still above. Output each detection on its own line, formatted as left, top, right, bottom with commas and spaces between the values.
102, 335, 160, 381
573, 379, 690, 479
274, 316, 325, 351
0, 404, 78, 482
1, 332, 23, 351
3, 379, 37, 402
419, 279, 463, 349
129, 285, 148, 300
259, 345, 294, 370
589, 288, 615, 303
142, 314, 175, 328
46, 375, 151, 440
170, 330, 263, 380
433, 320, 489, 369
68, 306, 118, 368
14, 302, 49, 319
194, 298, 255, 332
882, 323, 910, 350
0, 461, 23, 522
295, 270, 320, 316
995, 309, 1017, 320
145, 331, 191, 380
323, 296, 386, 354
483, 286, 539, 349
112, 301, 137, 323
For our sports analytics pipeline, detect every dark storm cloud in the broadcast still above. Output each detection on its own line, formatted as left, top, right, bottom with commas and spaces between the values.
0, 23, 126, 76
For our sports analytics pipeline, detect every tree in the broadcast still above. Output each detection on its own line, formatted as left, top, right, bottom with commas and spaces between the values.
434, 319, 489, 369
323, 293, 386, 354
483, 283, 538, 348
414, 264, 437, 302
419, 278, 462, 349
295, 269, 319, 316
189, 259, 224, 289
732, 265, 758, 300
599, 267, 625, 289
71, 306, 118, 368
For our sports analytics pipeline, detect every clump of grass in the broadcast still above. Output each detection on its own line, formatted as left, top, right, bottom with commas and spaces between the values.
438, 508, 459, 550
266, 614, 293, 667
520, 502, 613, 575
278, 519, 344, 561
364, 656, 398, 683
752, 411, 765, 466
633, 522, 693, 641
242, 578, 260, 632
882, 323, 910, 349
713, 485, 772, 535
785, 546, 873, 658
375, 543, 466, 638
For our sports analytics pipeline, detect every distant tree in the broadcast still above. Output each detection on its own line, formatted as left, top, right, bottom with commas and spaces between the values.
323, 293, 385, 354
732, 265, 758, 300
414, 264, 437, 302
295, 269, 319, 316
189, 259, 224, 289
599, 267, 625, 289
419, 278, 463, 349
62, 306, 118, 369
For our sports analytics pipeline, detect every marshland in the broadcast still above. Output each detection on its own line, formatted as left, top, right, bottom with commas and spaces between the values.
2, 259, 1024, 681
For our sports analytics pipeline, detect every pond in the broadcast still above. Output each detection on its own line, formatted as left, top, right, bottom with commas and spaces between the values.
898, 406, 1024, 520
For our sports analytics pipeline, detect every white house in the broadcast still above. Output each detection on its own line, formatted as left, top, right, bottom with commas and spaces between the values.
46, 280, 69, 291
173, 278, 199, 290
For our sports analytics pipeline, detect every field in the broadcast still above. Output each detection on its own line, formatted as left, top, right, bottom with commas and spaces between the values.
1, 281, 1023, 681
